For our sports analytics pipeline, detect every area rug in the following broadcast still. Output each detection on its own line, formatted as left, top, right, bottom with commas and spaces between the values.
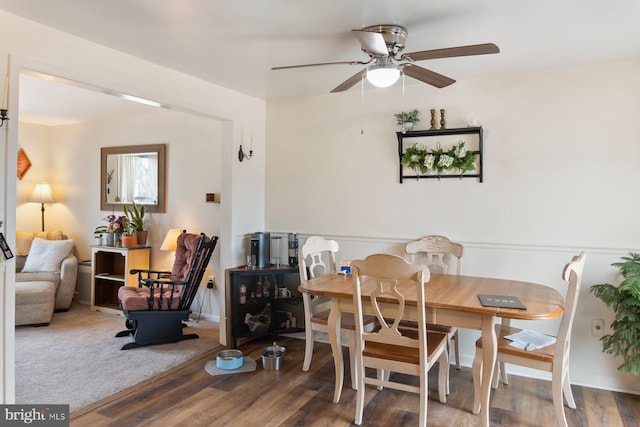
15, 302, 220, 412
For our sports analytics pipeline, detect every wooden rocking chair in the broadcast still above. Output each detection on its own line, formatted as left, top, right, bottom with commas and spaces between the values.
115, 232, 218, 350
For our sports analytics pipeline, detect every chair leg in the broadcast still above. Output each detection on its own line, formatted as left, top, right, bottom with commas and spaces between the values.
492, 360, 508, 388
376, 369, 387, 391
347, 331, 357, 390
302, 328, 314, 372
500, 361, 509, 385
121, 341, 142, 350
552, 372, 569, 427
563, 371, 576, 409
115, 318, 136, 338
453, 329, 461, 370
420, 366, 428, 427
354, 362, 365, 425
491, 362, 500, 389
438, 350, 448, 403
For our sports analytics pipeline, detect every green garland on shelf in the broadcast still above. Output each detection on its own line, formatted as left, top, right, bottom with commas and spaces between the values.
401, 140, 476, 175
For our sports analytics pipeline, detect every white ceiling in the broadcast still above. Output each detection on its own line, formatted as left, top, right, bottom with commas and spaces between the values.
2, 0, 640, 125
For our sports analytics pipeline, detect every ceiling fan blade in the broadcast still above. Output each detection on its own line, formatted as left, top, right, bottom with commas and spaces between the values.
402, 64, 455, 88
351, 29, 388, 56
401, 43, 500, 62
272, 60, 368, 70
330, 69, 366, 93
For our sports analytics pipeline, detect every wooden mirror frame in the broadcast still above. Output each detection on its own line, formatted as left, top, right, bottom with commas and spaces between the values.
100, 143, 166, 213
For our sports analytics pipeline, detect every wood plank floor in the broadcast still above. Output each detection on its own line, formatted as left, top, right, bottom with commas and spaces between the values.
71, 336, 640, 426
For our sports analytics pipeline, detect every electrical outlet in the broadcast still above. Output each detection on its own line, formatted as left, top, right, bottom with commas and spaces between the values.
206, 275, 215, 289
592, 319, 604, 336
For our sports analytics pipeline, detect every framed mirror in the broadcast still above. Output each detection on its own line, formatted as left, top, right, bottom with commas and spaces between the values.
101, 144, 166, 213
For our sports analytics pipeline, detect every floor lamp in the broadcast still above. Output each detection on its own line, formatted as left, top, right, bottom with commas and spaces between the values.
29, 183, 56, 232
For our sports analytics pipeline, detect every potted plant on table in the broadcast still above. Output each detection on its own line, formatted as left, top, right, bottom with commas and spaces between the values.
120, 218, 138, 247
94, 226, 107, 245
104, 214, 128, 246
124, 201, 147, 246
590, 252, 640, 376
394, 108, 420, 131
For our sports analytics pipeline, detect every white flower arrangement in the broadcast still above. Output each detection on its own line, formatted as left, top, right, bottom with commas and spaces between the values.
401, 140, 476, 176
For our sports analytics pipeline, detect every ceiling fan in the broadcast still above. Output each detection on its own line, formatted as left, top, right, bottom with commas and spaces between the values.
272, 25, 499, 93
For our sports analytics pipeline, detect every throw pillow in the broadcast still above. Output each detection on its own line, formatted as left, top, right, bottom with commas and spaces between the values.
35, 230, 63, 241
15, 231, 34, 256
15, 230, 64, 256
22, 238, 74, 272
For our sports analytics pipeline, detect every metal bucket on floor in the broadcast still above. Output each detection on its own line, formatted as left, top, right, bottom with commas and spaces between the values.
261, 342, 286, 371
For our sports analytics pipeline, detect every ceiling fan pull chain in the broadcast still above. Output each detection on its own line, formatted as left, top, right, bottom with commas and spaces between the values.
360, 74, 365, 134
400, 72, 407, 134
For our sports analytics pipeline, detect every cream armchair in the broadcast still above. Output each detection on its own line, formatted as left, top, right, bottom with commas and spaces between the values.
16, 255, 78, 311
14, 231, 78, 311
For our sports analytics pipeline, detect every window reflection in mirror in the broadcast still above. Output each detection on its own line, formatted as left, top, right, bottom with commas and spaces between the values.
101, 144, 166, 213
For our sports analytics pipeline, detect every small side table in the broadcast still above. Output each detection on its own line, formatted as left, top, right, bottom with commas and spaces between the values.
90, 245, 149, 314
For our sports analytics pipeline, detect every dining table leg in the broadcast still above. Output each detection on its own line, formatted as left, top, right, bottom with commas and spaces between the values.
329, 298, 344, 403
473, 314, 497, 427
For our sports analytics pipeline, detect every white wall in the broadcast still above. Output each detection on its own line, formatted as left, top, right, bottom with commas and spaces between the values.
266, 60, 640, 393
15, 123, 53, 228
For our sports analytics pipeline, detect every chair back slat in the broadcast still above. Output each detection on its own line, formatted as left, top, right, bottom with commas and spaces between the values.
142, 232, 218, 311
298, 236, 338, 281
555, 251, 587, 361
352, 254, 430, 354
177, 234, 218, 310
405, 235, 463, 275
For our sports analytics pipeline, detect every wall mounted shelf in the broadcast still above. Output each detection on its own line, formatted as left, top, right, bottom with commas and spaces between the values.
396, 126, 483, 183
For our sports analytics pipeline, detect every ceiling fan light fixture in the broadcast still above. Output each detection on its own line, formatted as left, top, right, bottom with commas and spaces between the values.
366, 63, 400, 88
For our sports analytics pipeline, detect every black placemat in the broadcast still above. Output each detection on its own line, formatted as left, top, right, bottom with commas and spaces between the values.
478, 294, 526, 310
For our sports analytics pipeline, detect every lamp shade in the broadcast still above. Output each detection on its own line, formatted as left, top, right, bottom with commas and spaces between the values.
29, 183, 56, 203
160, 229, 185, 251
366, 64, 400, 88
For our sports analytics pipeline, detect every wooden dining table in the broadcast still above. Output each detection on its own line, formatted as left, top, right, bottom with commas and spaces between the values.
298, 272, 564, 427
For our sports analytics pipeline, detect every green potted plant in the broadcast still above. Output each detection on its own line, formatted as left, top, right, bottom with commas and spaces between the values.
401, 143, 428, 177
124, 201, 147, 245
394, 109, 420, 131
590, 252, 640, 376
94, 226, 107, 245
120, 217, 138, 247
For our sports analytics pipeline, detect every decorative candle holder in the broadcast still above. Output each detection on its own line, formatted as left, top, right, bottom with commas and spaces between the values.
430, 109, 436, 130
440, 109, 446, 129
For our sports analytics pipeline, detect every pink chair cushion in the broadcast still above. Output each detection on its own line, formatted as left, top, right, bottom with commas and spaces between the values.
118, 233, 203, 312
118, 286, 181, 311
170, 233, 203, 281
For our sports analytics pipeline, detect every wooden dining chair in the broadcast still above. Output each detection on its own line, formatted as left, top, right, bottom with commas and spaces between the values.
406, 235, 464, 369
298, 235, 375, 389
471, 251, 586, 427
351, 253, 449, 427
